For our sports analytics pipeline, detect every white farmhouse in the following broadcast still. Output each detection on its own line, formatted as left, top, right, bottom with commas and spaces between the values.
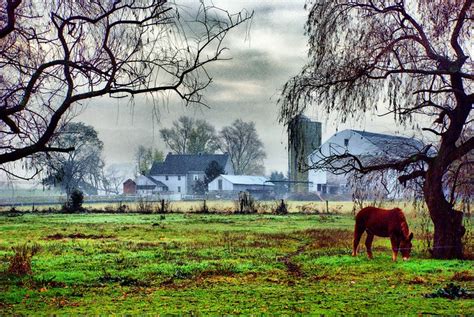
208, 175, 274, 198
308, 129, 426, 195
147, 153, 233, 197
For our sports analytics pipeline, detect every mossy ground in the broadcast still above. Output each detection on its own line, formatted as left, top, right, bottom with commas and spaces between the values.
0, 212, 472, 314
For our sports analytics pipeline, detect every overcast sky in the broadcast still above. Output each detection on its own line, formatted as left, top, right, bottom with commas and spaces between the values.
75, 0, 407, 176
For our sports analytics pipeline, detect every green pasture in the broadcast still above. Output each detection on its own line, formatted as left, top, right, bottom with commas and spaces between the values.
0, 212, 472, 314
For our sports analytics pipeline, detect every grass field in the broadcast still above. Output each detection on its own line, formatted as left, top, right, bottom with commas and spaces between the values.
0, 212, 473, 314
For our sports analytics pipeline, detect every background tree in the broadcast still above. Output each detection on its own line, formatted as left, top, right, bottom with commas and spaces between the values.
193, 160, 225, 194
280, 0, 473, 259
269, 171, 288, 197
160, 116, 218, 154
101, 164, 128, 195
41, 122, 104, 197
135, 146, 164, 175
218, 120, 266, 175
0, 1, 251, 174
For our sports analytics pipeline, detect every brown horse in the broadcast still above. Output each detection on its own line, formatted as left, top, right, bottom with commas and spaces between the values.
352, 206, 413, 261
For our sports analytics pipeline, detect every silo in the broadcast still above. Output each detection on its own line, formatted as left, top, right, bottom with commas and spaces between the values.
288, 115, 322, 193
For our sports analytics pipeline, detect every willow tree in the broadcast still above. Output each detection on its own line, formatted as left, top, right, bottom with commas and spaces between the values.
0, 0, 250, 171
280, 0, 473, 259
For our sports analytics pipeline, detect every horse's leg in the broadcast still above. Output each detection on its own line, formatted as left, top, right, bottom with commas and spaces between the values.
352, 223, 364, 256
365, 233, 374, 259
390, 236, 400, 261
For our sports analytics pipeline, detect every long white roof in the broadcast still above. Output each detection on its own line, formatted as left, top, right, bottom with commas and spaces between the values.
219, 175, 274, 186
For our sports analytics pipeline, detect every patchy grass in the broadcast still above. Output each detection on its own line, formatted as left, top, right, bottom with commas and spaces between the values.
0, 212, 472, 314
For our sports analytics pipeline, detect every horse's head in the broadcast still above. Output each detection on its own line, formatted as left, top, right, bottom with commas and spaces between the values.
400, 232, 414, 260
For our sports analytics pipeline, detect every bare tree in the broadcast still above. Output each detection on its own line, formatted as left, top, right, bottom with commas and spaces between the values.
160, 116, 218, 154
280, 0, 473, 259
135, 145, 163, 175
218, 119, 266, 175
101, 164, 127, 195
0, 1, 251, 173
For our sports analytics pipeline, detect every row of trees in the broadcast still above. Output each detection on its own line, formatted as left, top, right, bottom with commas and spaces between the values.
42, 117, 270, 197
155, 116, 266, 175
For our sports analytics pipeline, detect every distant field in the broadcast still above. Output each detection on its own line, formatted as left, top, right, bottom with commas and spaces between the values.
0, 213, 472, 314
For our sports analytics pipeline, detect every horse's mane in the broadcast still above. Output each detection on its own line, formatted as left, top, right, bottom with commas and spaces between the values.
393, 208, 410, 239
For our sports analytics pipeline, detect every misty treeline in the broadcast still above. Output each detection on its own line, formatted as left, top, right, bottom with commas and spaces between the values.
0, 1, 251, 177
137, 116, 267, 175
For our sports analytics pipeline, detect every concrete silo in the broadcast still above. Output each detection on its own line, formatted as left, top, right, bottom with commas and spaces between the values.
288, 115, 322, 193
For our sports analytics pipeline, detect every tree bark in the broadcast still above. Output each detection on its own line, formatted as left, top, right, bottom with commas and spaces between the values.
424, 159, 465, 259
430, 206, 465, 259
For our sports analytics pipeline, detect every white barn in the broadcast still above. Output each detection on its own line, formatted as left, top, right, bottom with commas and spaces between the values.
308, 129, 426, 195
208, 175, 274, 198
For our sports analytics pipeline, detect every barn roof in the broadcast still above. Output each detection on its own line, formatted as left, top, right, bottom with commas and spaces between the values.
147, 176, 167, 188
219, 175, 274, 186
135, 175, 167, 188
350, 130, 428, 158
150, 153, 229, 175
123, 179, 135, 185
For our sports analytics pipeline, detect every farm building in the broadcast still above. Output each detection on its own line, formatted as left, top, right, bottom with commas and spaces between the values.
208, 175, 274, 199
307, 129, 427, 196
146, 153, 234, 198
288, 115, 322, 193
122, 179, 136, 195
134, 175, 168, 196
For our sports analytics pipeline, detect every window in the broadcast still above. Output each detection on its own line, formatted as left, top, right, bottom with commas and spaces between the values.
165, 175, 169, 181
178, 176, 181, 181
178, 186, 181, 193
317, 184, 322, 192
194, 175, 199, 181
344, 138, 349, 147
218, 179, 223, 190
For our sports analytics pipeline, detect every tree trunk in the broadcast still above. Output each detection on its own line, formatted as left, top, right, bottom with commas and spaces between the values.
430, 206, 465, 259
424, 161, 465, 259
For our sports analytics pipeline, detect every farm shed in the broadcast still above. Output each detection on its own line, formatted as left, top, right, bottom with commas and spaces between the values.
122, 179, 136, 195
208, 175, 274, 199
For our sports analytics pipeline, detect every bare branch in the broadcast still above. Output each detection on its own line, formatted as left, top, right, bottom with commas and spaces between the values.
0, 1, 252, 165
0, 0, 22, 38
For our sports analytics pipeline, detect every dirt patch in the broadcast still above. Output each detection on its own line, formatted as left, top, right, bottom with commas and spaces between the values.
256, 232, 302, 241
45, 233, 115, 240
276, 229, 354, 277
280, 257, 303, 277
296, 229, 353, 249
409, 276, 427, 284
278, 243, 308, 277
451, 271, 474, 282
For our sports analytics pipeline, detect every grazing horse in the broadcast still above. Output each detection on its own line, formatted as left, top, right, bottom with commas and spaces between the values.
352, 206, 413, 261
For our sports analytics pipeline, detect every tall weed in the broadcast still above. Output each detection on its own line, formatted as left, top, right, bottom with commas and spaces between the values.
7, 243, 41, 276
